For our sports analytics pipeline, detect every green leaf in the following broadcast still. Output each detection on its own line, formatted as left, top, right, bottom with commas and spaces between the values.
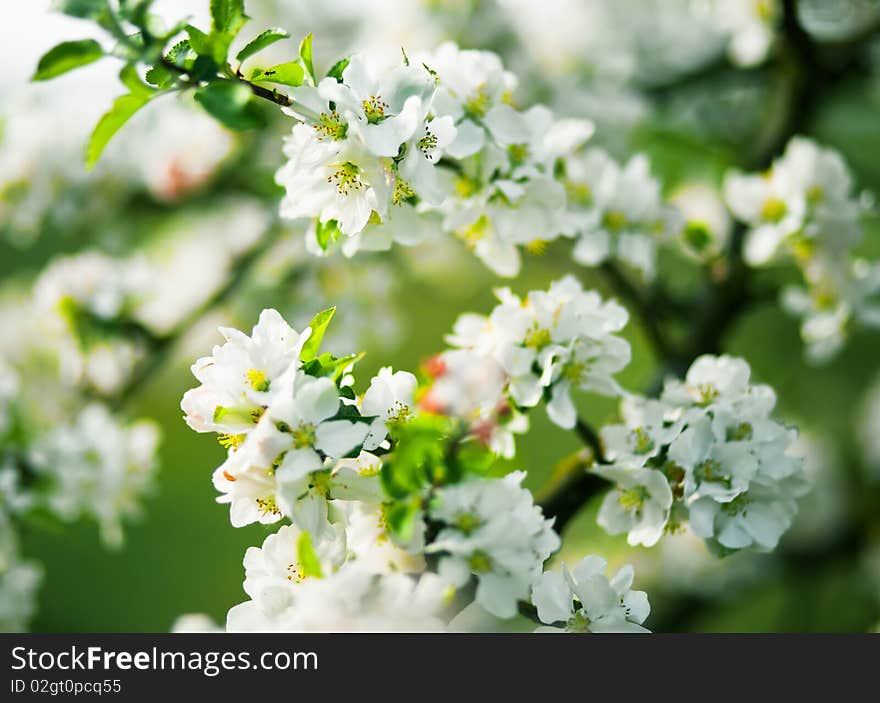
33, 39, 104, 81
236, 28, 289, 64
210, 0, 248, 35
249, 61, 304, 87
301, 352, 364, 382
86, 91, 151, 169
185, 24, 213, 57
326, 57, 349, 82
385, 498, 421, 543
315, 219, 342, 250
299, 33, 315, 84
118, 64, 155, 98
296, 531, 323, 579
53, 0, 109, 22
193, 81, 266, 131
145, 65, 173, 89
301, 307, 336, 361
165, 39, 195, 67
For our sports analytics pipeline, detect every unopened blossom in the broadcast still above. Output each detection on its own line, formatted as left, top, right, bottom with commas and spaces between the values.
427, 471, 560, 618
28, 404, 160, 548
714, 0, 778, 67
670, 182, 732, 258
532, 556, 650, 633
419, 350, 528, 458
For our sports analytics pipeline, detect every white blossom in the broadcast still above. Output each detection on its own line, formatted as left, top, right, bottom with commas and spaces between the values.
180, 309, 311, 435
227, 562, 448, 632
532, 556, 650, 633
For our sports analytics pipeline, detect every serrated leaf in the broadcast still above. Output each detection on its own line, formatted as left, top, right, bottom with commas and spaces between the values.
236, 27, 289, 64
86, 92, 150, 169
33, 39, 104, 81
145, 65, 173, 89
296, 531, 323, 579
165, 39, 195, 67
301, 307, 336, 361
194, 81, 266, 131
326, 57, 349, 82
299, 33, 315, 84
249, 61, 304, 87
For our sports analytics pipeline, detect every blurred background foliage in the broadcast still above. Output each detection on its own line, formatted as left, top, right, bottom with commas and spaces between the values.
2, 0, 880, 631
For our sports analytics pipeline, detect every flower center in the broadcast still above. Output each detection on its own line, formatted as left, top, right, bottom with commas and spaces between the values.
246, 368, 270, 392
602, 210, 628, 232
468, 550, 493, 573
255, 496, 281, 518
618, 486, 649, 512
696, 383, 719, 406
328, 162, 366, 196
362, 95, 389, 123
314, 110, 347, 141
218, 433, 245, 450
392, 176, 415, 206
292, 423, 317, 449
630, 427, 655, 455
286, 562, 305, 583
761, 197, 787, 223
523, 326, 551, 349
459, 214, 490, 246
566, 181, 592, 207
455, 512, 482, 535
418, 129, 438, 155
464, 84, 491, 118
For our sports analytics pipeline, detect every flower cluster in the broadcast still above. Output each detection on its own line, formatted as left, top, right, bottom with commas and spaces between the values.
595, 355, 808, 553
34, 252, 154, 395
427, 275, 630, 445
276, 43, 597, 277
724, 137, 879, 362
180, 306, 649, 632
564, 149, 681, 280
180, 308, 410, 532
0, 352, 161, 629
29, 404, 160, 548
